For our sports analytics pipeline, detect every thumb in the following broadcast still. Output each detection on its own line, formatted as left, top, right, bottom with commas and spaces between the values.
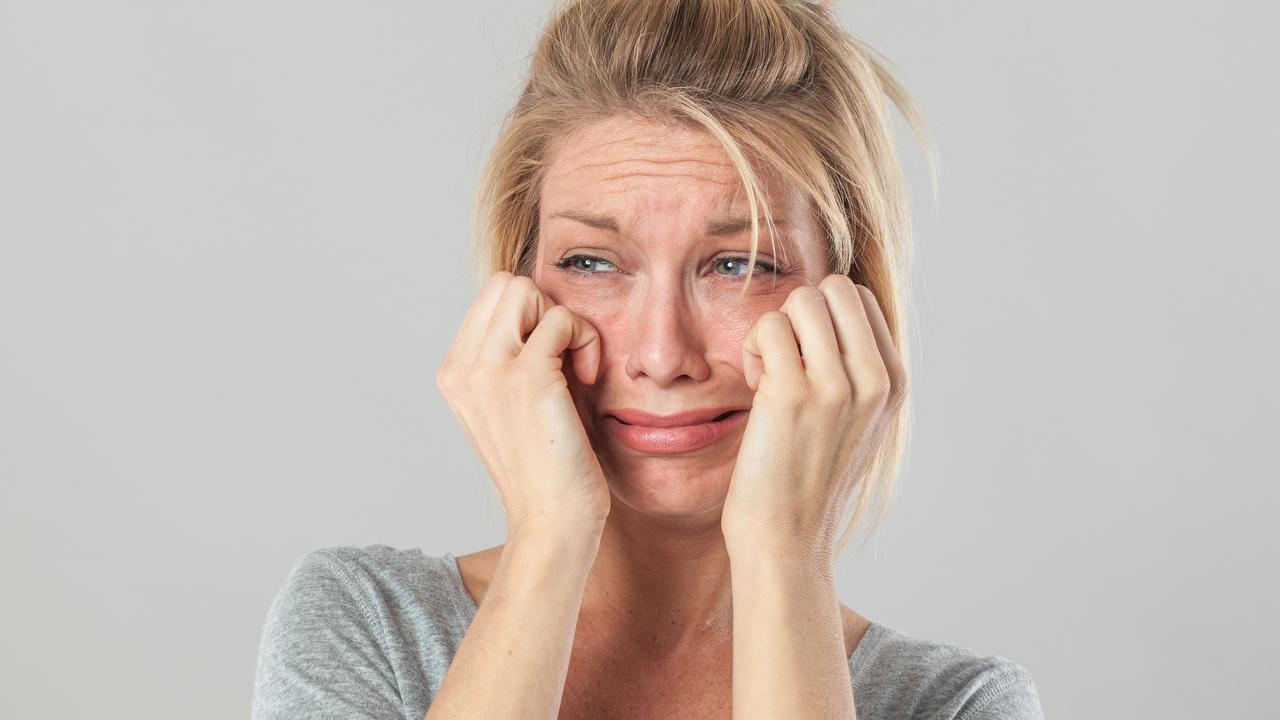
742, 324, 764, 392
566, 317, 602, 385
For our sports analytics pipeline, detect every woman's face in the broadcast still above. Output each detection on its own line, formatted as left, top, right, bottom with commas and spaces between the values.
533, 115, 832, 520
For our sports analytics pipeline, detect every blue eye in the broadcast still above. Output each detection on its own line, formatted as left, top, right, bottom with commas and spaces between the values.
552, 255, 616, 275
714, 256, 779, 279
550, 254, 783, 279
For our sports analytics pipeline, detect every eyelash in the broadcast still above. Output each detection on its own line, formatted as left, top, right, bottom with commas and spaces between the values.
550, 254, 785, 280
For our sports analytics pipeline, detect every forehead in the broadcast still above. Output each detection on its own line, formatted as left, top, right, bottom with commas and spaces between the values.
539, 115, 801, 220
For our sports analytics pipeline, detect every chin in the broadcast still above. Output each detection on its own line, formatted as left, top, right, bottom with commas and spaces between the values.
602, 458, 732, 518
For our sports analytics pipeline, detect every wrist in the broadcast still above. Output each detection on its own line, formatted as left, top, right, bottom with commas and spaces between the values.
724, 529, 834, 574
507, 517, 604, 554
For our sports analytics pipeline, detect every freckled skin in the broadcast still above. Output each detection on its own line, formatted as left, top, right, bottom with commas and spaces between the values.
532, 114, 832, 522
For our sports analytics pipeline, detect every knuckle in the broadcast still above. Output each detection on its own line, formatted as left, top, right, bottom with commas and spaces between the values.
892, 375, 911, 407
790, 285, 825, 305
542, 303, 572, 324
470, 361, 503, 389
820, 273, 856, 293
488, 270, 515, 292
759, 310, 790, 332
813, 376, 853, 407
508, 274, 538, 295
857, 374, 892, 408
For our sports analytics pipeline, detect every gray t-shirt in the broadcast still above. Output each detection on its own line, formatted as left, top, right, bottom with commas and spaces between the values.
251, 545, 1044, 719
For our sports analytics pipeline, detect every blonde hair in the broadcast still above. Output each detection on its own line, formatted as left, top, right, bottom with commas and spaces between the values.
470, 0, 939, 560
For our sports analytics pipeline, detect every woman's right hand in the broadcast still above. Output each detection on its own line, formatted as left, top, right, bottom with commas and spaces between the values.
436, 271, 610, 539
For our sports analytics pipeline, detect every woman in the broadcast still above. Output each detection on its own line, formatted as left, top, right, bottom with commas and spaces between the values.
252, 1, 1043, 718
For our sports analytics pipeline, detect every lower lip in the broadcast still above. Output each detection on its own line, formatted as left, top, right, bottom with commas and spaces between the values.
602, 411, 749, 455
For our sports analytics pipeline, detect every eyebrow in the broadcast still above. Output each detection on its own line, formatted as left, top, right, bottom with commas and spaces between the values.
546, 210, 791, 236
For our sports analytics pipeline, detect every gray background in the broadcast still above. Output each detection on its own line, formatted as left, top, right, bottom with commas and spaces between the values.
2, 1, 1275, 717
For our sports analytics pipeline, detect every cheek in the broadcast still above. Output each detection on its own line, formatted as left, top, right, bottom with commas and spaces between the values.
538, 283, 627, 378
542, 284, 627, 337
536, 272, 619, 315
702, 310, 753, 372
708, 296, 783, 370
538, 274, 783, 375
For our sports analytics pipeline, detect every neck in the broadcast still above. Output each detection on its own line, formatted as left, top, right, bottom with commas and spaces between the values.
578, 500, 735, 656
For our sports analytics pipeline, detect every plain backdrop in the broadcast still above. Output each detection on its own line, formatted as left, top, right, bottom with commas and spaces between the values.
2, 1, 1275, 718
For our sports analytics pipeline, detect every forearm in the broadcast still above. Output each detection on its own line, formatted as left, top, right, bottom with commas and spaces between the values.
727, 544, 856, 720
424, 528, 601, 720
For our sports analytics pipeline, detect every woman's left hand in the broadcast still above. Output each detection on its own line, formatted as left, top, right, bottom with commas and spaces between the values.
720, 274, 909, 561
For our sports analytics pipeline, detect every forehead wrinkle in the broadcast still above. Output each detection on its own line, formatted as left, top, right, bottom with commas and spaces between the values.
567, 125, 722, 148
557, 155, 737, 179
586, 155, 732, 168
590, 137, 720, 153
595, 172, 741, 186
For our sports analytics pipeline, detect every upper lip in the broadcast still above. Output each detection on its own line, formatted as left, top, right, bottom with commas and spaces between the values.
603, 406, 747, 428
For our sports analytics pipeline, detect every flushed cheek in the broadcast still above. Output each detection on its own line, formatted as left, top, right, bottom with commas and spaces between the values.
536, 270, 619, 307
539, 281, 626, 325
542, 280, 780, 374
558, 299, 625, 392
568, 302, 627, 345
709, 299, 779, 367
700, 315, 752, 373
573, 300, 756, 372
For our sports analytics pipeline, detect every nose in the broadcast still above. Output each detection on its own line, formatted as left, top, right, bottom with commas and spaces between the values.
623, 278, 711, 387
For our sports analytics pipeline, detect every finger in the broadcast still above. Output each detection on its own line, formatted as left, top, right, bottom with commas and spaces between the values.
854, 285, 909, 408
742, 310, 804, 391
818, 275, 892, 407
778, 284, 845, 382
451, 271, 516, 365
522, 304, 603, 385
478, 275, 553, 364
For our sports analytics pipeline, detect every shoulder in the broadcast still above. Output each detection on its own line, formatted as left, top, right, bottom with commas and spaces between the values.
269, 545, 425, 617
279, 544, 446, 594
852, 623, 1044, 720
252, 545, 472, 718
259, 544, 474, 665
263, 546, 413, 640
